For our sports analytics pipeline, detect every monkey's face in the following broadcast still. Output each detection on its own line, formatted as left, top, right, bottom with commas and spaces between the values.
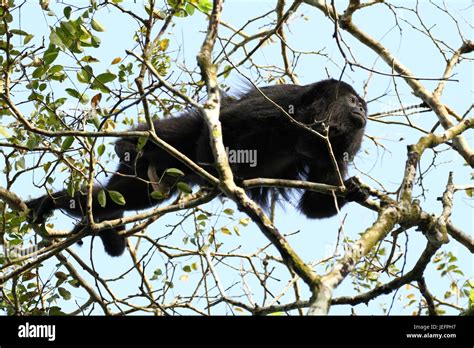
344, 93, 367, 128
301, 80, 367, 134
324, 92, 367, 132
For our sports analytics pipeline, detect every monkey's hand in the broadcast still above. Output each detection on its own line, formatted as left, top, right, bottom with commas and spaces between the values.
26, 195, 54, 224
343, 177, 369, 203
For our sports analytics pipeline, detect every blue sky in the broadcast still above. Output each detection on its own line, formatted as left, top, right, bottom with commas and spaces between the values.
2, 0, 473, 315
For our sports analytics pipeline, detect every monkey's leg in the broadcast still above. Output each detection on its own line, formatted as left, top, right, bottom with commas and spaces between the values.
26, 161, 150, 256
94, 161, 184, 256
299, 177, 368, 219
87, 162, 166, 256
74, 164, 154, 256
26, 190, 127, 256
299, 190, 343, 218
72, 211, 126, 257
98, 223, 126, 256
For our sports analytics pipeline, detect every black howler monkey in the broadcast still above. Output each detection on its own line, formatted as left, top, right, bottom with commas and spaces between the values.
27, 79, 368, 256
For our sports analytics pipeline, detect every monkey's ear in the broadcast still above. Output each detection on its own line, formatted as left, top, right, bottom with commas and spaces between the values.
299, 80, 333, 108
300, 85, 321, 107
299, 84, 330, 122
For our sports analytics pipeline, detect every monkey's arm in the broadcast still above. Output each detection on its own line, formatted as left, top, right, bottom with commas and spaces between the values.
298, 168, 368, 219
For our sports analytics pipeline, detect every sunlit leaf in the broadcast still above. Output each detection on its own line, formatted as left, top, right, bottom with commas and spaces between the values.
223, 208, 234, 215
58, 287, 71, 300
0, 126, 11, 138
98, 189, 106, 207
109, 190, 126, 205
221, 227, 231, 235
91, 19, 105, 32
177, 182, 192, 194
61, 136, 74, 150
150, 191, 166, 200
165, 168, 184, 177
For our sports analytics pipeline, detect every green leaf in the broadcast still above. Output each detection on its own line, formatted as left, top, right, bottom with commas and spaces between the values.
97, 144, 105, 156
10, 29, 29, 36
65, 88, 88, 104
49, 65, 64, 76
92, 72, 116, 92
81, 55, 100, 63
64, 6, 72, 19
49, 30, 63, 47
32, 66, 45, 79
15, 157, 25, 170
0, 126, 11, 138
90, 116, 100, 129
26, 135, 40, 150
58, 287, 71, 300
69, 279, 80, 288
223, 208, 234, 215
197, 0, 213, 14
90, 34, 101, 48
61, 136, 74, 150
109, 190, 126, 205
137, 137, 148, 150
67, 180, 75, 197
65, 88, 81, 99
221, 227, 231, 235
150, 191, 166, 200
43, 162, 52, 173
98, 189, 106, 208
183, 265, 191, 272
21, 272, 36, 281
233, 226, 240, 236
95, 72, 116, 84
185, 3, 195, 16
165, 168, 184, 177
239, 218, 250, 226
91, 19, 105, 32
24, 34, 34, 45
196, 214, 208, 221
222, 65, 232, 78
49, 307, 65, 315
44, 46, 59, 65
469, 289, 474, 303
55, 272, 68, 280
176, 182, 192, 194
77, 65, 93, 83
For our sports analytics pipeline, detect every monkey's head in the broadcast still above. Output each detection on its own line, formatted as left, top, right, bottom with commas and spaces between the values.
300, 79, 367, 133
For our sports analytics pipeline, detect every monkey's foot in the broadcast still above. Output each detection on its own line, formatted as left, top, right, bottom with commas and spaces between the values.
26, 195, 54, 224
343, 177, 369, 203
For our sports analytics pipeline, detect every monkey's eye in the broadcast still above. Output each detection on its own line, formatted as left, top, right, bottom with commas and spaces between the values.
349, 96, 357, 104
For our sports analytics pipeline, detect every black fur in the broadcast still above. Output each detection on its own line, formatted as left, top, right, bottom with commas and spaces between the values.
27, 79, 367, 256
